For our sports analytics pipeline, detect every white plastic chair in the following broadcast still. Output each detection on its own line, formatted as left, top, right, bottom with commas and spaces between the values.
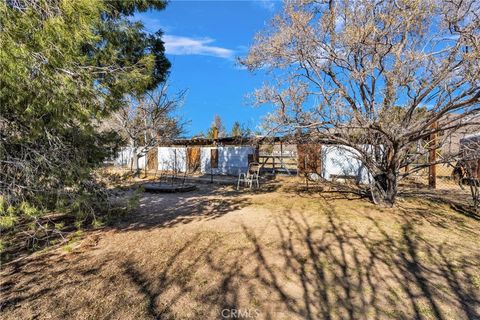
237, 162, 260, 190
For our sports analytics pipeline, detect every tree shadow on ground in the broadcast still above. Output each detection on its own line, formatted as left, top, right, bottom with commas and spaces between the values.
0, 182, 257, 263
0, 233, 225, 319
400, 188, 480, 222
280, 180, 369, 201
90, 203, 479, 319
225, 206, 480, 319
112, 182, 280, 231
2, 186, 479, 319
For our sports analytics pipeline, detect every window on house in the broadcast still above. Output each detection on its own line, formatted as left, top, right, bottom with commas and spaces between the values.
210, 148, 218, 168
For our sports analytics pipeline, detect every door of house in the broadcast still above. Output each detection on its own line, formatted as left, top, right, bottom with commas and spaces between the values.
147, 148, 158, 171
187, 147, 201, 173
297, 144, 322, 175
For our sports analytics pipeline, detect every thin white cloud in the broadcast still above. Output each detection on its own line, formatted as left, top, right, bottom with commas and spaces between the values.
254, 0, 276, 12
163, 35, 235, 59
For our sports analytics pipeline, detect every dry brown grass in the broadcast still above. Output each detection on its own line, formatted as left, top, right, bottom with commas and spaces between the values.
1, 180, 479, 319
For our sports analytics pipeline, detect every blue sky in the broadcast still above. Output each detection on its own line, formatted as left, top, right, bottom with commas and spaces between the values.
133, 0, 280, 136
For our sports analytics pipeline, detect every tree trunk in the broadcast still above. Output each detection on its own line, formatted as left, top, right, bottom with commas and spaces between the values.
136, 153, 140, 174
132, 147, 141, 177
384, 172, 398, 205
371, 169, 398, 207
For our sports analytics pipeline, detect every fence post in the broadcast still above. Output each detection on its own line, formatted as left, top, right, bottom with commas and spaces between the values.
428, 122, 438, 189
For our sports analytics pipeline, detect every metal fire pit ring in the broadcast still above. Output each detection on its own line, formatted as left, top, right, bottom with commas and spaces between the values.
143, 183, 197, 193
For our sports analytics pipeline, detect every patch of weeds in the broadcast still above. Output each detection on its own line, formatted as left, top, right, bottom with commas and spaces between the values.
0, 197, 18, 230
0, 239, 5, 253
62, 244, 73, 253
73, 229, 83, 239
18, 201, 44, 218
471, 273, 480, 290
54, 222, 65, 230
383, 309, 403, 319
92, 218, 104, 228
0, 214, 17, 229
74, 220, 83, 230
417, 302, 435, 320
449, 262, 462, 274
62, 230, 83, 253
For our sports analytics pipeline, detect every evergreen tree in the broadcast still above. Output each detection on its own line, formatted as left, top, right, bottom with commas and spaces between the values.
230, 121, 252, 137
0, 0, 171, 215
231, 121, 242, 137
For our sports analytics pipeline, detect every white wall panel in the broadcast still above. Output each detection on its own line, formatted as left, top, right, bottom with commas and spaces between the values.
157, 147, 187, 172
201, 146, 255, 175
322, 145, 370, 183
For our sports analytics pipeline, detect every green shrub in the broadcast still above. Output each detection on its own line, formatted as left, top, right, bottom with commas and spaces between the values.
0, 215, 17, 230
18, 201, 43, 218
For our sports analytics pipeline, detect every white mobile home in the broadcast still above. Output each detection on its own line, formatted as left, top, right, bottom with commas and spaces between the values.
113, 137, 372, 182
113, 137, 258, 176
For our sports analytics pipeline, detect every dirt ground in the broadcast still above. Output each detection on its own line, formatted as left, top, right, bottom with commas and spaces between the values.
1, 181, 479, 320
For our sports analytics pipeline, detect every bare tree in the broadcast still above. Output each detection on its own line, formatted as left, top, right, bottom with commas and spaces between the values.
109, 82, 186, 173
242, 0, 480, 205
206, 114, 227, 138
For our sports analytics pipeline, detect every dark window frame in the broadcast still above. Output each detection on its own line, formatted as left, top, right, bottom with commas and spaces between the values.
210, 148, 219, 168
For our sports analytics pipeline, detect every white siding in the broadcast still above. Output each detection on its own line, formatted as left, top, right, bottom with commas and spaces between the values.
114, 145, 254, 175
157, 147, 187, 172
322, 145, 370, 184
201, 146, 255, 175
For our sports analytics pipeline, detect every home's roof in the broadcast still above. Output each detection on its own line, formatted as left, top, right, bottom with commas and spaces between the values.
160, 136, 255, 146
160, 135, 292, 146
158, 133, 347, 147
